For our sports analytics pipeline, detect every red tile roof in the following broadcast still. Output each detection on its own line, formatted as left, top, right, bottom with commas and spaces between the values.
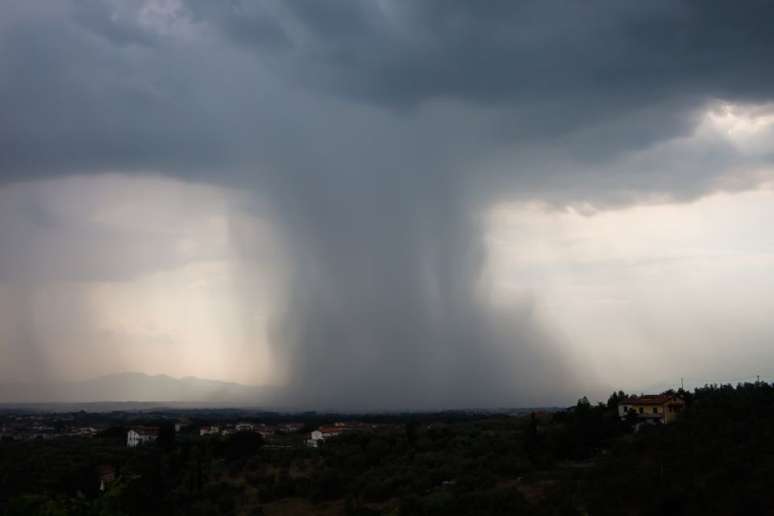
623, 394, 683, 406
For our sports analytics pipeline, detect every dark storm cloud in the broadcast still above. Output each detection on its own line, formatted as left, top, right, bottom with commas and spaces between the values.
71, 0, 158, 48
3, 1, 774, 183
193, 0, 774, 183
1, 0, 774, 408
0, 1, 237, 180
203, 1, 774, 114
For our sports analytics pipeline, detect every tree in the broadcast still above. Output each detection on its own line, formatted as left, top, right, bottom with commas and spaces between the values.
217, 431, 265, 463
158, 422, 176, 450
405, 420, 418, 448
607, 390, 627, 409
524, 412, 540, 464
576, 396, 591, 415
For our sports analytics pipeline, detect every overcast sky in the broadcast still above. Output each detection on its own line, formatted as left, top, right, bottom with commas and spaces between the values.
1, 0, 774, 409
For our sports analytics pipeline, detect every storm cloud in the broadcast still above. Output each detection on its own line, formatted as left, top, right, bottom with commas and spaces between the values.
1, 1, 774, 408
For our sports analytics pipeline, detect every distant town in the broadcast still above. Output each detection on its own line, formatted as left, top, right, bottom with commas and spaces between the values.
3, 384, 773, 514
0, 392, 690, 448
0, 405, 552, 445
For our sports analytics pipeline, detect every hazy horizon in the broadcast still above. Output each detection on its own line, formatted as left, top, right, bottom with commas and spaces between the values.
2, 1, 774, 410
0, 369, 754, 409
0, 371, 569, 410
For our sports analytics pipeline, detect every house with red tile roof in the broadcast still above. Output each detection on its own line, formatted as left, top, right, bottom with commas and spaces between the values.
618, 394, 685, 424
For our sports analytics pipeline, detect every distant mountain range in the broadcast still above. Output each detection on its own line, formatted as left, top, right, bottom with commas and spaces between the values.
0, 372, 273, 405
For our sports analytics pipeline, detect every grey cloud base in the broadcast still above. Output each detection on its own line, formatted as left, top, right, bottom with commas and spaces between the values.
1, 0, 773, 408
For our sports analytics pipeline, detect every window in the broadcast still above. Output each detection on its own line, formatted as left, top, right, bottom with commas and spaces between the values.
638, 407, 644, 414
652, 407, 658, 414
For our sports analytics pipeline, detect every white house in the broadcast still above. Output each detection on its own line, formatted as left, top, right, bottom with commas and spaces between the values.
127, 427, 159, 448
307, 430, 323, 448
256, 426, 274, 439
306, 427, 344, 447
199, 425, 220, 436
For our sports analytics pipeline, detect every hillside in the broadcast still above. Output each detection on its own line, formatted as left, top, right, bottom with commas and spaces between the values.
0, 372, 271, 404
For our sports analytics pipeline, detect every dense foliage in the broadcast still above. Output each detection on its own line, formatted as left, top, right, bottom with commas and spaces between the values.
577, 383, 774, 515
2, 384, 773, 515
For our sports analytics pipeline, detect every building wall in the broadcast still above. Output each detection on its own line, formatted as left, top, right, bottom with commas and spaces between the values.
127, 430, 157, 447
663, 403, 684, 424
619, 403, 663, 421
619, 399, 684, 424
